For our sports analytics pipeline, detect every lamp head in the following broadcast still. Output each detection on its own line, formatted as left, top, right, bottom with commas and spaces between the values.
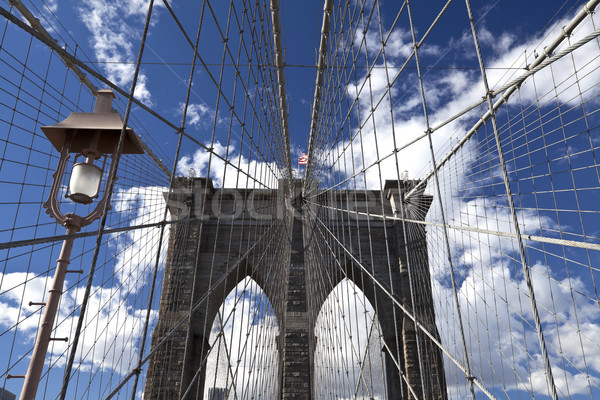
41, 89, 146, 226
41, 89, 143, 156
41, 89, 143, 206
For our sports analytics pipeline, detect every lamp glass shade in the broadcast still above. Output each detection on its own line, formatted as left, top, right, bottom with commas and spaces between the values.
68, 162, 103, 204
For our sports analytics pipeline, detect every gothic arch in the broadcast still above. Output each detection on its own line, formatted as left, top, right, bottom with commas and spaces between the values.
198, 259, 284, 341
313, 278, 387, 399
203, 276, 281, 399
308, 254, 407, 399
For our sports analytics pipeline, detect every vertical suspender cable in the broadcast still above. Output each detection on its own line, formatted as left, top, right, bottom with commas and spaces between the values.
58, 2, 156, 398
305, 0, 334, 189
464, 1, 559, 398
270, 0, 293, 180
403, 0, 600, 201
405, 0, 477, 397
128, 0, 209, 395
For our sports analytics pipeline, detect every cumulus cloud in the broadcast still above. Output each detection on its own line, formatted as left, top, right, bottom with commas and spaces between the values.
0, 183, 166, 379
78, 0, 164, 104
311, 5, 600, 398
185, 102, 216, 128
432, 256, 600, 396
313, 279, 386, 400
111, 185, 168, 293
177, 142, 282, 188
0, 272, 155, 374
44, 0, 59, 13
437, 197, 556, 270
204, 278, 280, 399
354, 25, 439, 63
419, 158, 600, 396
325, 6, 600, 194
202, 278, 386, 398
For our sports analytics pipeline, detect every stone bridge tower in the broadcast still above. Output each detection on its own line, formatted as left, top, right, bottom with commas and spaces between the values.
144, 178, 446, 399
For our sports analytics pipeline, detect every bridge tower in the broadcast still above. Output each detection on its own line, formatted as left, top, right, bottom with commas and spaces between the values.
144, 178, 446, 399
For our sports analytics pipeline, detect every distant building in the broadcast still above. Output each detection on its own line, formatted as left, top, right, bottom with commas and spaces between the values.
208, 387, 228, 400
0, 388, 16, 400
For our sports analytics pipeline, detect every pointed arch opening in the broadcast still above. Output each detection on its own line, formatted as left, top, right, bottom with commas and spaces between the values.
313, 278, 387, 399
204, 276, 280, 399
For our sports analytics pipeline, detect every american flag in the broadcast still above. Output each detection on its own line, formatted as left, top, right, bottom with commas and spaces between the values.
298, 153, 308, 165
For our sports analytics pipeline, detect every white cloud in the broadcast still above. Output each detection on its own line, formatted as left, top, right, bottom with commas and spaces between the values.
185, 102, 215, 128
525, 359, 599, 396
44, 0, 59, 13
320, 6, 600, 209
112, 185, 168, 293
431, 252, 600, 396
428, 207, 600, 396
0, 272, 51, 333
435, 12, 600, 120
354, 25, 439, 64
317, 7, 600, 398
0, 183, 166, 379
204, 278, 280, 399
78, 0, 165, 104
476, 26, 516, 55
438, 197, 556, 270
355, 29, 412, 60
0, 272, 155, 374
177, 142, 281, 188
554, 322, 600, 373
313, 279, 386, 400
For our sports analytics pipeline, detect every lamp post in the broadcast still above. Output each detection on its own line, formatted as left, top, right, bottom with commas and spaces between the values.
20, 89, 143, 400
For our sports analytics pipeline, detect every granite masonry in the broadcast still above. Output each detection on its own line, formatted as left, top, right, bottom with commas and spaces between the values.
144, 178, 446, 399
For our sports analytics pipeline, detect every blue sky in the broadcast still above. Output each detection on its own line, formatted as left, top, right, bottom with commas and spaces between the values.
17, 0, 581, 167
1, 0, 600, 399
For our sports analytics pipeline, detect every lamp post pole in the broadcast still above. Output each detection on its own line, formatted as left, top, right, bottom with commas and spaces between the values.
18, 89, 143, 400
20, 221, 80, 400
